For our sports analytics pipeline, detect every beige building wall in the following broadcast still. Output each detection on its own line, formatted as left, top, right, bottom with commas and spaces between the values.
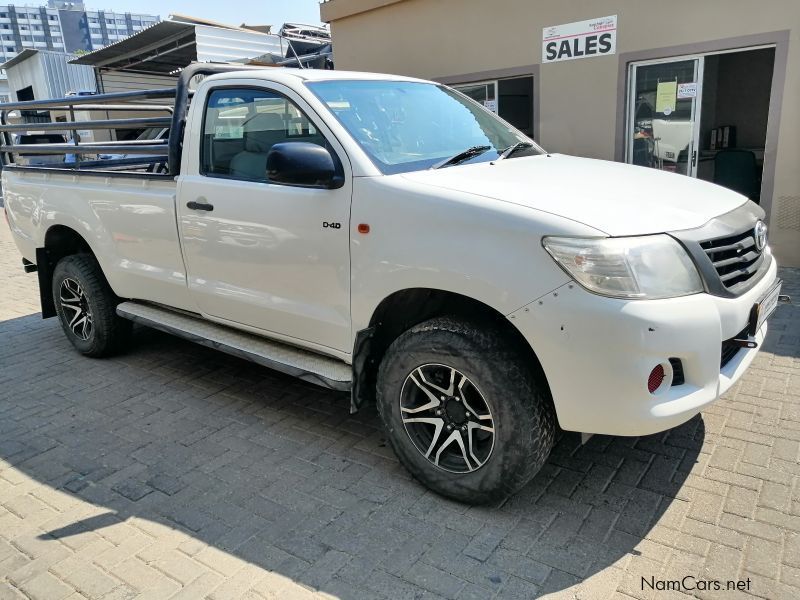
322, 0, 800, 266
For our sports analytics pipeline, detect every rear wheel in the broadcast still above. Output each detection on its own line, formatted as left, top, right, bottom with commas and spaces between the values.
52, 254, 131, 357
376, 316, 555, 504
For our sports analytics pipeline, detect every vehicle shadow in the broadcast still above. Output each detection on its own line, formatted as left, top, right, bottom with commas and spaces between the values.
0, 314, 704, 598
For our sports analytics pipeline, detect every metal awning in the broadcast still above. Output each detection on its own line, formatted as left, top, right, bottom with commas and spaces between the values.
69, 21, 198, 74
69, 19, 287, 76
0, 48, 39, 70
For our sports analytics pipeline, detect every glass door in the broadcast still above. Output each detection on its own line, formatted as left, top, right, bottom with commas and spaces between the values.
626, 57, 703, 177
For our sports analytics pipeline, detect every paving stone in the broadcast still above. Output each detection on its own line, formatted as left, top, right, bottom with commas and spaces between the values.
688, 490, 725, 524
708, 446, 742, 471
616, 488, 662, 537
724, 486, 758, 518
757, 481, 792, 511
462, 525, 506, 561
784, 532, 800, 568
301, 549, 350, 588
169, 570, 225, 600
402, 561, 466, 597
317, 577, 379, 600
17, 572, 74, 600
744, 537, 781, 579
498, 573, 540, 599
0, 582, 28, 600
364, 569, 426, 600
700, 542, 743, 582
50, 556, 120, 599
109, 557, 180, 598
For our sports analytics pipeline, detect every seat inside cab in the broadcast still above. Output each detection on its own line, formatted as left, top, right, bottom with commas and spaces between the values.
230, 113, 286, 180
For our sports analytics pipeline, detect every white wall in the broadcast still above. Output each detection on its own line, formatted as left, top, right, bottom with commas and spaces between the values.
7, 54, 47, 100
6, 52, 95, 100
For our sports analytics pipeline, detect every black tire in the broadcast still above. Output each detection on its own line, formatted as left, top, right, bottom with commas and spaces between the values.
376, 316, 555, 505
52, 254, 131, 357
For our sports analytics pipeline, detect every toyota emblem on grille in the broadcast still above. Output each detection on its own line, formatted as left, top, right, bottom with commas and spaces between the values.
754, 220, 768, 252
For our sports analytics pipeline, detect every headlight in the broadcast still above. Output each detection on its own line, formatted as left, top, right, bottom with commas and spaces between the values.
542, 235, 703, 299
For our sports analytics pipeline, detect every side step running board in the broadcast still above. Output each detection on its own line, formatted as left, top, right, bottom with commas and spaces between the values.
116, 302, 352, 391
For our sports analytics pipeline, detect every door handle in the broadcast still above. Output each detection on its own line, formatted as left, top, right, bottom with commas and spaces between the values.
187, 199, 214, 211
691, 150, 697, 167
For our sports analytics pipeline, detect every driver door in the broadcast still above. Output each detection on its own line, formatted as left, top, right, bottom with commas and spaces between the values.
177, 82, 352, 354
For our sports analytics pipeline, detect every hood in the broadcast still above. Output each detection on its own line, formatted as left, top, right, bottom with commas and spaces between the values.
400, 154, 749, 236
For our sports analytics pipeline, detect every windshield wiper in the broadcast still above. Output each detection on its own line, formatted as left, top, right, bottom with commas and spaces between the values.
496, 141, 534, 161
430, 145, 492, 169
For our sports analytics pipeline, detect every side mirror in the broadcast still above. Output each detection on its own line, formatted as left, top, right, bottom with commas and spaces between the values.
266, 142, 343, 189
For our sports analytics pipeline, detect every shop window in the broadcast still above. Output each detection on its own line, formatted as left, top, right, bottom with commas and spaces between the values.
498, 77, 534, 138
452, 76, 535, 138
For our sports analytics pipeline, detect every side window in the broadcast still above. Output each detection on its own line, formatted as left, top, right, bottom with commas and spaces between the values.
201, 87, 330, 182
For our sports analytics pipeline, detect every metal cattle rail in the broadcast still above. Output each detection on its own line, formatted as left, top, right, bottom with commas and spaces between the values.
0, 64, 267, 178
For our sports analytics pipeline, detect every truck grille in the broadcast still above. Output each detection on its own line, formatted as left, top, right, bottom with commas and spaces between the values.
700, 227, 764, 293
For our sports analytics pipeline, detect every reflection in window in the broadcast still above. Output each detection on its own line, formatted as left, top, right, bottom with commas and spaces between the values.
201, 88, 328, 182
308, 80, 540, 175
631, 60, 696, 175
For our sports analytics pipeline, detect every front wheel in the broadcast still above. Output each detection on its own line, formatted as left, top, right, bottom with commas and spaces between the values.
52, 254, 131, 357
376, 316, 555, 504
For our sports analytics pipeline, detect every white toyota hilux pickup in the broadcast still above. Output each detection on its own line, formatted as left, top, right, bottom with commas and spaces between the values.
2, 65, 784, 503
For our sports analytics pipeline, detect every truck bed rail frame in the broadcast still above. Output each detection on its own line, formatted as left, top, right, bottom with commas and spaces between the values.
0, 64, 268, 177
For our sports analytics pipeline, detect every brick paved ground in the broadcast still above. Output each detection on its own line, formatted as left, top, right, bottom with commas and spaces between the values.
1, 217, 799, 600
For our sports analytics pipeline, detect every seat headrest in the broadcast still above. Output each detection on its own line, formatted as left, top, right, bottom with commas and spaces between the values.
243, 113, 284, 153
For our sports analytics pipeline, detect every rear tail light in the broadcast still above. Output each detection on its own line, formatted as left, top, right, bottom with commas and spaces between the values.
648, 364, 665, 394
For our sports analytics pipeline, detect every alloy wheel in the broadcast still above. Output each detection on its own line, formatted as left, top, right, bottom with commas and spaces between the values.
59, 277, 93, 341
400, 363, 495, 473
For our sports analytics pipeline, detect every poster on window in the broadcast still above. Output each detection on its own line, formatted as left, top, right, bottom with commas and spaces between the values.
677, 82, 698, 99
655, 81, 678, 114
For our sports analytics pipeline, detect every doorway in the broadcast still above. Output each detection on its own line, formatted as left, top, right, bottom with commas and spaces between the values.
626, 47, 775, 203
16, 85, 34, 101
453, 75, 535, 138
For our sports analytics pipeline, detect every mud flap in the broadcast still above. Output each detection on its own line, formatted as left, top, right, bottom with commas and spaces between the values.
35, 247, 56, 318
351, 326, 376, 413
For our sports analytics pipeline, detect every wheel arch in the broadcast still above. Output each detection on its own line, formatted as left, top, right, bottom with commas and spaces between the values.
37, 225, 99, 318
351, 287, 551, 412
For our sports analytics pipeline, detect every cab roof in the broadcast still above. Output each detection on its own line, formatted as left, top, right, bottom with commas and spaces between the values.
203, 68, 432, 86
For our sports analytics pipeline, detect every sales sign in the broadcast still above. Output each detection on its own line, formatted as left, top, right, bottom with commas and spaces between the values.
542, 15, 617, 63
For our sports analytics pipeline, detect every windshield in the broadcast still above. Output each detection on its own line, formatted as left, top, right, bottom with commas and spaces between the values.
306, 80, 544, 174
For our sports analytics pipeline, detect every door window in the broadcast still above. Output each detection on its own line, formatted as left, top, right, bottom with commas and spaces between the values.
201, 87, 329, 182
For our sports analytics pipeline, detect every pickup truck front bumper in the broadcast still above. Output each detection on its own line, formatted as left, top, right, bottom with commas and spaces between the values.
508, 256, 779, 436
